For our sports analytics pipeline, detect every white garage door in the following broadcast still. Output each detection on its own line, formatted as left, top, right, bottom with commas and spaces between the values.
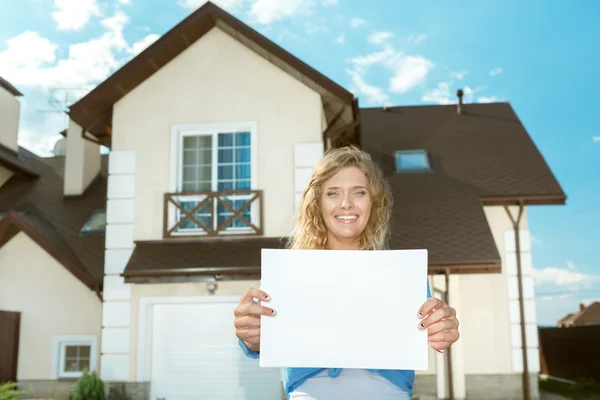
150, 300, 282, 400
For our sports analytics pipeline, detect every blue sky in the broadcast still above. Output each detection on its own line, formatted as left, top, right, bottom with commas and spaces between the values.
1, 0, 598, 326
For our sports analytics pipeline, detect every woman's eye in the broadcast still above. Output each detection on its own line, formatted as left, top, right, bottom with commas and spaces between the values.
327, 191, 339, 196
354, 190, 366, 196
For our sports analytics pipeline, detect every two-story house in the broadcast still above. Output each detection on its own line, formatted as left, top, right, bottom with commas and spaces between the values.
1, 2, 566, 400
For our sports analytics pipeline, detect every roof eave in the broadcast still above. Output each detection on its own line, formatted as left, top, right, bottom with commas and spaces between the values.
481, 194, 567, 206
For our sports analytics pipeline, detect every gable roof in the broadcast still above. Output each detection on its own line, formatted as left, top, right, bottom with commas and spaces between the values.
0, 76, 22, 97
559, 302, 600, 326
0, 148, 107, 290
360, 102, 566, 272
68, 1, 359, 148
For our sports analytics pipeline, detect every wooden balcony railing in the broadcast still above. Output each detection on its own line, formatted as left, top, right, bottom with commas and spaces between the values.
163, 190, 263, 238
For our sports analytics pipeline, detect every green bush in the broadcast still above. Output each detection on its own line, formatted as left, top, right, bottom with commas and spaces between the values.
69, 370, 106, 400
0, 382, 24, 400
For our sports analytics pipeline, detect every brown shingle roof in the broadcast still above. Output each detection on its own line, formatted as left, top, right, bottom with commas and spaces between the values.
67, 1, 357, 148
360, 102, 566, 271
122, 237, 286, 282
0, 149, 107, 287
0, 76, 22, 97
559, 302, 600, 327
0, 144, 39, 178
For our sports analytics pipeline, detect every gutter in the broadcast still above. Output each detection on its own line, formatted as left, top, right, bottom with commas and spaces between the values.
504, 200, 530, 400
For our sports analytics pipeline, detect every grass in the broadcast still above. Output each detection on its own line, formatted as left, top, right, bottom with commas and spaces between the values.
539, 377, 600, 400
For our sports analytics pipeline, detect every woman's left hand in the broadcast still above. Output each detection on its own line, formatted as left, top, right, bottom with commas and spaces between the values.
417, 297, 460, 352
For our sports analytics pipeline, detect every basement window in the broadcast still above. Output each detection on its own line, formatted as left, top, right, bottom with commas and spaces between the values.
395, 150, 431, 172
81, 210, 106, 235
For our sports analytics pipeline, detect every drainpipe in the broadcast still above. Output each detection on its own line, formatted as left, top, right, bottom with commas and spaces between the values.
445, 268, 454, 400
504, 200, 530, 400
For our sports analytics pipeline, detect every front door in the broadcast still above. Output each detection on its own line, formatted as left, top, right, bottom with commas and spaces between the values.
0, 310, 21, 383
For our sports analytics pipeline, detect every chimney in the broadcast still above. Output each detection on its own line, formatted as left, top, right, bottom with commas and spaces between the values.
0, 78, 22, 153
579, 303, 586, 312
64, 118, 101, 196
457, 89, 464, 115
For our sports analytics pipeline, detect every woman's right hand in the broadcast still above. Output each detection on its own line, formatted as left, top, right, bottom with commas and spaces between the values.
234, 287, 276, 352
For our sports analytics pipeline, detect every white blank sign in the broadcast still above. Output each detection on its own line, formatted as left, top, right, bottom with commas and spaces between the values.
259, 249, 429, 371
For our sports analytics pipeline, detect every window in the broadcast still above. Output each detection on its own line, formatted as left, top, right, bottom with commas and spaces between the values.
53, 336, 97, 379
395, 150, 431, 172
81, 210, 106, 235
170, 122, 258, 235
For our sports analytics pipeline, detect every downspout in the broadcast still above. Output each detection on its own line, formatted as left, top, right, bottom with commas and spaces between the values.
504, 200, 530, 400
445, 268, 454, 400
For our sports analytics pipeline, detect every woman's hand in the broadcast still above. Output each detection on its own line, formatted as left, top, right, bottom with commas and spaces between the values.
418, 297, 459, 352
234, 287, 276, 352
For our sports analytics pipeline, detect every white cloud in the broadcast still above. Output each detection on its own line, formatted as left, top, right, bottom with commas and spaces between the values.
335, 34, 345, 44
422, 83, 489, 105
451, 70, 467, 80
324, 0, 338, 5
347, 46, 433, 99
368, 31, 394, 44
118, 0, 131, 3
351, 18, 366, 28
490, 67, 503, 76
407, 33, 427, 45
178, 0, 244, 11
130, 34, 160, 55
478, 96, 500, 103
52, 0, 101, 31
346, 69, 388, 106
593, 136, 600, 142
389, 55, 433, 94
249, 0, 309, 24
533, 266, 597, 286
0, 31, 58, 86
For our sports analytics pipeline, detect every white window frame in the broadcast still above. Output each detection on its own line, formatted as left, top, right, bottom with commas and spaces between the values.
169, 122, 259, 236
51, 335, 97, 379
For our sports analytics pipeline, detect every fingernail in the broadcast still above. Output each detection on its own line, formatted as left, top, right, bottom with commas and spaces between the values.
418, 312, 424, 318
419, 323, 425, 329
270, 309, 277, 315
264, 295, 270, 301
436, 349, 444, 354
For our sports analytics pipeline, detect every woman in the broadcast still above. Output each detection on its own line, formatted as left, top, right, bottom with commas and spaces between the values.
234, 146, 459, 399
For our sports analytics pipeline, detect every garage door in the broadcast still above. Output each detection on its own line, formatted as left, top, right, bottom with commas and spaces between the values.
150, 300, 282, 400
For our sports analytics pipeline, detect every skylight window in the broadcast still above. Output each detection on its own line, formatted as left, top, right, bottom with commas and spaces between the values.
395, 150, 431, 172
81, 210, 106, 235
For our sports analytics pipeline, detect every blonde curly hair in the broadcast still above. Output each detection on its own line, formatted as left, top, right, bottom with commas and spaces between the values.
287, 146, 392, 250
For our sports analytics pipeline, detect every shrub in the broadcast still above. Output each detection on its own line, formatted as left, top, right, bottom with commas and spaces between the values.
68, 370, 106, 400
0, 382, 24, 400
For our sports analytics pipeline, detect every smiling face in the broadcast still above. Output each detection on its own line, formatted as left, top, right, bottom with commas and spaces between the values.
320, 166, 373, 250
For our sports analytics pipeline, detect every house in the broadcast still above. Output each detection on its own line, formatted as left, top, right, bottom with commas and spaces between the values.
0, 2, 566, 399
0, 77, 106, 396
557, 302, 600, 327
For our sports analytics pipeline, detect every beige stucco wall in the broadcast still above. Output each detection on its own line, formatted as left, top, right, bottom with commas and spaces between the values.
0, 86, 20, 153
111, 27, 324, 241
64, 119, 101, 196
456, 205, 529, 374
0, 232, 101, 380
0, 165, 14, 188
128, 280, 260, 380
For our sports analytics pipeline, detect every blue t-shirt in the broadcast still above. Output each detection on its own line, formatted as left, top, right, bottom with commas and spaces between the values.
239, 281, 432, 397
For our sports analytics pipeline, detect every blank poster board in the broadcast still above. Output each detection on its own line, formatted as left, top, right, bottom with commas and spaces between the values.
259, 249, 429, 371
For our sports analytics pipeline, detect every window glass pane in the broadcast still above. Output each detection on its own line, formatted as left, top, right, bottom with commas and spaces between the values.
236, 132, 251, 146
65, 346, 78, 358
237, 147, 251, 163
198, 166, 211, 182
183, 149, 198, 165
79, 359, 90, 371
217, 181, 233, 191
197, 149, 212, 164
183, 136, 198, 150
218, 133, 234, 147
197, 135, 212, 149
218, 165, 233, 180
218, 148, 233, 163
395, 150, 430, 171
65, 359, 80, 372
183, 166, 197, 182
235, 164, 251, 180
236, 180, 251, 190
79, 346, 91, 358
